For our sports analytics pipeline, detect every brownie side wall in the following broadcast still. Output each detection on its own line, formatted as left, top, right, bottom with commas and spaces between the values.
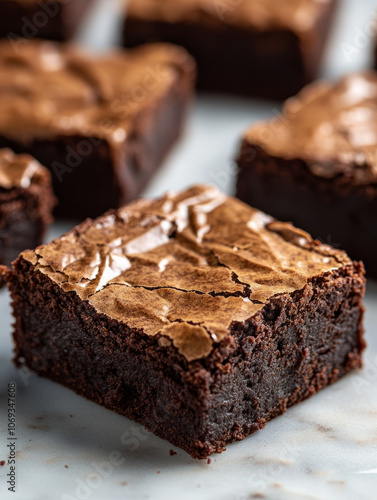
0, 67, 193, 219
201, 264, 365, 451
10, 257, 365, 459
236, 145, 377, 277
125, 20, 304, 100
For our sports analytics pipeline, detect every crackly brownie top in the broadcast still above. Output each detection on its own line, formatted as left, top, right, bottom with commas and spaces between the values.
245, 72, 377, 184
21, 185, 351, 361
0, 148, 47, 189
0, 39, 194, 144
126, 0, 332, 39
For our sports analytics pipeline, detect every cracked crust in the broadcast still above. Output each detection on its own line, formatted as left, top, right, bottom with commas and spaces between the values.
19, 185, 352, 361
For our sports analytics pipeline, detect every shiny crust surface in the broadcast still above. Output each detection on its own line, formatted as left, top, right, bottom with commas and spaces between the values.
21, 185, 351, 361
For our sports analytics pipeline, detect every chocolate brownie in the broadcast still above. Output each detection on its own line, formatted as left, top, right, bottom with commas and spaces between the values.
0, 148, 55, 285
8, 185, 365, 458
0, 0, 94, 41
123, 0, 338, 100
237, 72, 377, 279
0, 39, 195, 218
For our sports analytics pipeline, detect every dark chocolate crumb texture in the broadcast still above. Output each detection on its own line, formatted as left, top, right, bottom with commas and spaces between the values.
0, 39, 195, 218
9, 186, 366, 458
237, 71, 377, 278
0, 148, 55, 284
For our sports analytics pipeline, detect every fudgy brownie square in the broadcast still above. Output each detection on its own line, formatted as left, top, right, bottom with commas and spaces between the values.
236, 72, 377, 278
123, 0, 338, 100
0, 0, 94, 41
0, 148, 55, 285
8, 186, 365, 458
0, 39, 195, 219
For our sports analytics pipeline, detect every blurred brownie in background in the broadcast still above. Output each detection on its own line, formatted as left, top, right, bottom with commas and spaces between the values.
123, 0, 338, 100
0, 149, 55, 285
0, 40, 196, 219
0, 0, 94, 41
236, 72, 377, 278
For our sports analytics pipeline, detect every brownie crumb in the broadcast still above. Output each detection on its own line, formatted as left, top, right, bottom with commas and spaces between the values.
64, 465, 69, 469
169, 449, 177, 456
157, 471, 160, 474
0, 460, 5, 466
207, 458, 211, 465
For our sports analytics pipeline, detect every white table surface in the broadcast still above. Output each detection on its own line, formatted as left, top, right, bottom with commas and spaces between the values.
1, 1, 377, 499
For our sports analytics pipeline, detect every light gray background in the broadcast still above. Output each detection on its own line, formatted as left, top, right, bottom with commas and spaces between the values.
1, 1, 377, 499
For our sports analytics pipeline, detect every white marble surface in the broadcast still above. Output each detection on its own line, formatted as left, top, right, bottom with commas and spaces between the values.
1, 0, 377, 499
